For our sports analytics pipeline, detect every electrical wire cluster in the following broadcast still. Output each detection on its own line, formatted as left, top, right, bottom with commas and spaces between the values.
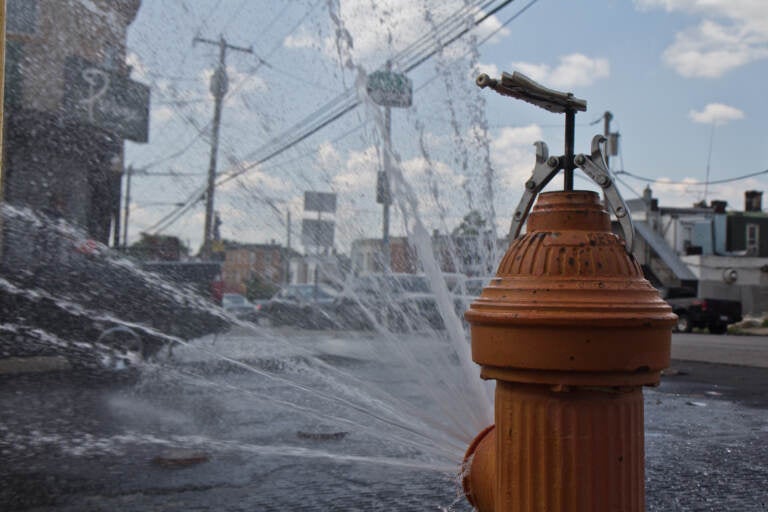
145, 0, 531, 234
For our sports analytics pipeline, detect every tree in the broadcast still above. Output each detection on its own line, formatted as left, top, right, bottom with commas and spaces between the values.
129, 234, 189, 261
246, 274, 279, 301
452, 210, 487, 237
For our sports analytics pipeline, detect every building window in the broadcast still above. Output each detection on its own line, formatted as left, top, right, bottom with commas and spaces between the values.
681, 223, 693, 252
8, 0, 38, 35
4, 40, 24, 110
746, 224, 759, 255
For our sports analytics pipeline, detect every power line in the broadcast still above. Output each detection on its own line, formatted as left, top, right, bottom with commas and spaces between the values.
133, 130, 207, 171
148, 0, 531, 233
615, 168, 768, 186
141, 2, 326, 236
217, 0, 524, 188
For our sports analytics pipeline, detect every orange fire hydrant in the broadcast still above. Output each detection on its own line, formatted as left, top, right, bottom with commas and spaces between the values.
463, 71, 676, 511
462, 190, 676, 511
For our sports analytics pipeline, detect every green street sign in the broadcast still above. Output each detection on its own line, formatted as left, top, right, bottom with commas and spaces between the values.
366, 70, 412, 108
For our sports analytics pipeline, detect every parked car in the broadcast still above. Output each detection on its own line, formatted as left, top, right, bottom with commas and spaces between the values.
0, 206, 229, 378
222, 293, 259, 320
336, 273, 478, 332
254, 284, 339, 328
667, 297, 742, 334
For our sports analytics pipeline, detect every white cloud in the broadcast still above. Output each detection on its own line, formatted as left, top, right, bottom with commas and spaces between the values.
401, 156, 465, 188
629, 175, 766, 212
151, 105, 174, 124
689, 103, 745, 125
332, 146, 379, 191
635, 0, 768, 77
472, 8, 511, 44
285, 1, 511, 68
492, 124, 544, 149
511, 54, 610, 89
218, 162, 290, 194
316, 141, 342, 171
283, 28, 319, 50
489, 124, 544, 188
662, 20, 768, 77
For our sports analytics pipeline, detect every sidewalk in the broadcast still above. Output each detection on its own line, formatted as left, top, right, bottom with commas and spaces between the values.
671, 332, 768, 368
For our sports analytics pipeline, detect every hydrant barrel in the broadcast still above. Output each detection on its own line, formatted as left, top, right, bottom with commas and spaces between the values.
463, 191, 675, 511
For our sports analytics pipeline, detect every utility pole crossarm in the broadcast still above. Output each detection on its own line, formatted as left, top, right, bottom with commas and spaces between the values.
193, 36, 254, 55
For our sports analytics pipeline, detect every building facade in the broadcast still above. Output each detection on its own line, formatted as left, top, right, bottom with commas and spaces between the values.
3, 0, 148, 245
627, 187, 768, 314
350, 234, 504, 277
350, 237, 417, 275
221, 243, 295, 294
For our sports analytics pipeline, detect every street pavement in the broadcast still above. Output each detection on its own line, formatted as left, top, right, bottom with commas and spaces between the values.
1, 329, 767, 511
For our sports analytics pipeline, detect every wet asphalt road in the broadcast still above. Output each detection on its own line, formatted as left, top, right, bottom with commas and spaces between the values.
1, 328, 767, 511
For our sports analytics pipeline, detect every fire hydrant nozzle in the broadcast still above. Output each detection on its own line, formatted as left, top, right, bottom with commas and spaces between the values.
463, 191, 675, 511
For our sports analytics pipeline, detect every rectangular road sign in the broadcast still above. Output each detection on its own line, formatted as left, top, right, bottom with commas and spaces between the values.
304, 191, 337, 214
301, 219, 335, 248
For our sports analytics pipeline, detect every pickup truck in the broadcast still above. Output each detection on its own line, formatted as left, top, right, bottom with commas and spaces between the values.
667, 297, 742, 334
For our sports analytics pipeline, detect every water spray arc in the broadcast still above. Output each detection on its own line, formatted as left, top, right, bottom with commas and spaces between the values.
461, 72, 676, 511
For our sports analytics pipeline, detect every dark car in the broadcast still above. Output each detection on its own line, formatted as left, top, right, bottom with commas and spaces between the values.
668, 297, 743, 334
334, 273, 457, 332
255, 284, 339, 328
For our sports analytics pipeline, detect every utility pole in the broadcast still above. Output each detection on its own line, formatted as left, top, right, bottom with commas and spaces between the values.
193, 35, 253, 259
382, 103, 392, 271
122, 165, 133, 249
285, 210, 291, 285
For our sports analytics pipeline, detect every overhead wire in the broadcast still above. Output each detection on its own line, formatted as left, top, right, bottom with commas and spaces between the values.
141, 2, 326, 235
149, 0, 530, 233
615, 168, 768, 187
216, 0, 521, 188
237, 0, 492, 163
156, 0, 524, 232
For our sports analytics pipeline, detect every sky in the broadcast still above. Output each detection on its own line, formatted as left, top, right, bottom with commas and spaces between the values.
123, 0, 768, 253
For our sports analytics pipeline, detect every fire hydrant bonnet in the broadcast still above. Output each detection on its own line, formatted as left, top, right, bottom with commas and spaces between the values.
465, 191, 675, 387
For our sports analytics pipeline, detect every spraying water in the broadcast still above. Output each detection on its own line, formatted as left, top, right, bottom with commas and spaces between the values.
0, 1, 519, 509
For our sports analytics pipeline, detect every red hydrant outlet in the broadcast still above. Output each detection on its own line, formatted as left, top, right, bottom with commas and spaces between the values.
463, 191, 675, 511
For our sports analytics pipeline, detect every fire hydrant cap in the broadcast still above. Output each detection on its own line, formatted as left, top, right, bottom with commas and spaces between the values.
465, 191, 675, 385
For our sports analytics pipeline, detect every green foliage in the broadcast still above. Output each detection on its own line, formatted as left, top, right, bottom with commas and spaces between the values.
130, 233, 189, 261
246, 275, 279, 301
452, 210, 487, 237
